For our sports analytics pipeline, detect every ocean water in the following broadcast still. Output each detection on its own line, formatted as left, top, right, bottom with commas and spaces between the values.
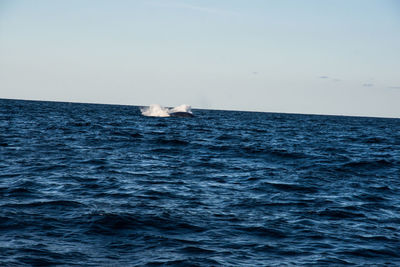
1, 98, 400, 266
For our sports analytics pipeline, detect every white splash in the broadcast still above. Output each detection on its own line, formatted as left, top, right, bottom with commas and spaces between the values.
169, 104, 192, 114
140, 104, 192, 117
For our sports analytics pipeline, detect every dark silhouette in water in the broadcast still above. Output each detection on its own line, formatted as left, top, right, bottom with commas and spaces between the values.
169, 111, 194, 118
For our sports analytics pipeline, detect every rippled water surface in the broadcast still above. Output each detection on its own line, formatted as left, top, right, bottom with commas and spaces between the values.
1, 99, 400, 266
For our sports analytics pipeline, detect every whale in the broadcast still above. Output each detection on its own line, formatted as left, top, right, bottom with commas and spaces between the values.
169, 111, 194, 118
141, 104, 194, 117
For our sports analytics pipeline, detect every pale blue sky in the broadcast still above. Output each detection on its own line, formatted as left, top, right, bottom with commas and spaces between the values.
1, 0, 400, 117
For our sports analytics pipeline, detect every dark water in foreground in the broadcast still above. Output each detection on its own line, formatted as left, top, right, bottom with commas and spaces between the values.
1, 99, 400, 266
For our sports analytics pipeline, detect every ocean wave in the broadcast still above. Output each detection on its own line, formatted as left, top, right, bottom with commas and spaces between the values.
1, 99, 400, 266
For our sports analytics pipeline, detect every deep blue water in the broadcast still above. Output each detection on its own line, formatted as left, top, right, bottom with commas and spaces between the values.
1, 98, 400, 266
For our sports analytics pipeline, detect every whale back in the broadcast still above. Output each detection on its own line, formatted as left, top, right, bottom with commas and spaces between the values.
169, 112, 194, 118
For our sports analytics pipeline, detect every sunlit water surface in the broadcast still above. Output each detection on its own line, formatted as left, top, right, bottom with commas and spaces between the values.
1, 99, 400, 266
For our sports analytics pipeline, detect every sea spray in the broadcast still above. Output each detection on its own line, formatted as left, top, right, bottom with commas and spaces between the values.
140, 104, 170, 117
169, 104, 192, 114
141, 104, 193, 117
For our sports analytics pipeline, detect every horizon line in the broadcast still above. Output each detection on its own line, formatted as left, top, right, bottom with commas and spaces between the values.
1, 97, 398, 120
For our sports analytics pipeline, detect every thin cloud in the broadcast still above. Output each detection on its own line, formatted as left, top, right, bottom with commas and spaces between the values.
363, 83, 374, 87
149, 1, 238, 16
388, 86, 400, 89
319, 76, 341, 82
173, 3, 224, 14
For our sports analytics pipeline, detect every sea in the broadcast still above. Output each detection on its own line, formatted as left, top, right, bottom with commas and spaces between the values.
1, 98, 399, 266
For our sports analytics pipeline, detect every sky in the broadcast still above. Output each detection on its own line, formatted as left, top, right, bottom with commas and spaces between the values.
1, 0, 400, 118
